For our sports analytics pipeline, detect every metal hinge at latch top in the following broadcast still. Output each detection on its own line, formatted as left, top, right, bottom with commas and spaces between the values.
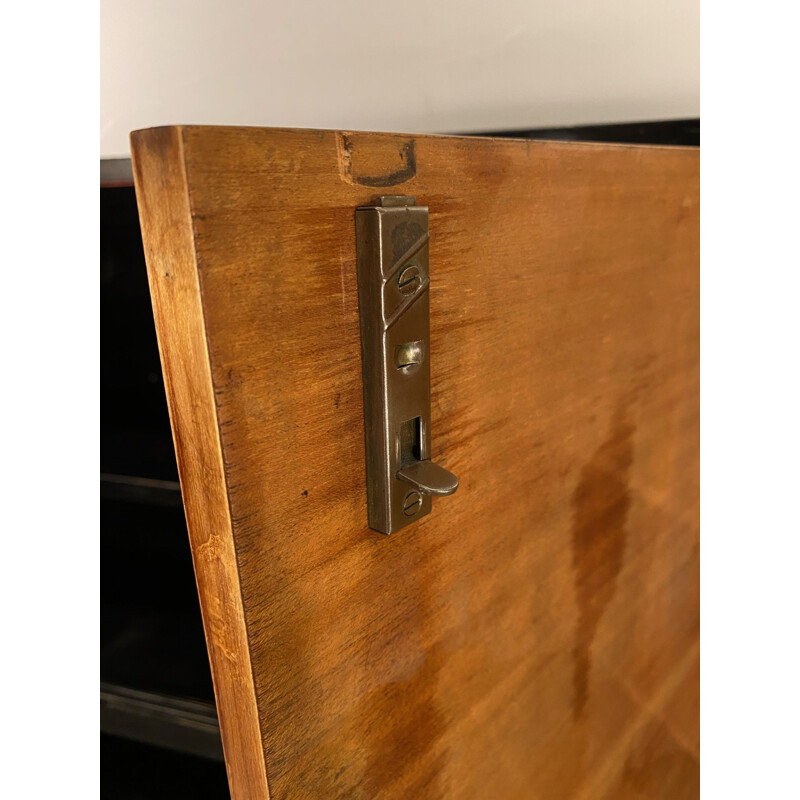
356, 196, 458, 535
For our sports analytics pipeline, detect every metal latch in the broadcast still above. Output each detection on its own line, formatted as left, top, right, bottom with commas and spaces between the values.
355, 196, 458, 534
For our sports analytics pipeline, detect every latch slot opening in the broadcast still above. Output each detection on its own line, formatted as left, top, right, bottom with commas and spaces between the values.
400, 417, 422, 467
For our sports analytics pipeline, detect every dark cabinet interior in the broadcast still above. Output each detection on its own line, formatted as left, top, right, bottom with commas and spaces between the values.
100, 183, 229, 796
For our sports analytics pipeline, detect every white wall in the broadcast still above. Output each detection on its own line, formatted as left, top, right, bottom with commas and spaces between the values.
101, 0, 699, 158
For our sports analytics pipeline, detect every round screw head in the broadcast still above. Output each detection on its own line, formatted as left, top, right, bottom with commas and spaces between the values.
395, 340, 424, 373
397, 264, 422, 295
403, 490, 423, 516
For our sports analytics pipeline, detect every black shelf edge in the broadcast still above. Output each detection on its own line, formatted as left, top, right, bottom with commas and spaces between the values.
101, 473, 183, 509
101, 682, 223, 762
468, 118, 699, 147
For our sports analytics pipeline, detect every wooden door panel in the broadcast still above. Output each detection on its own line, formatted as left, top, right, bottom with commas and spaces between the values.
131, 126, 699, 800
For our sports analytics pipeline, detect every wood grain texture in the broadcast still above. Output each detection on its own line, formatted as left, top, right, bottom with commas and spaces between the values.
131, 126, 699, 800
130, 127, 270, 800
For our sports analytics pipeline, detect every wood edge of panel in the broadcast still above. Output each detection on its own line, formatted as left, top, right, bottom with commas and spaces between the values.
134, 123, 700, 155
129, 125, 271, 800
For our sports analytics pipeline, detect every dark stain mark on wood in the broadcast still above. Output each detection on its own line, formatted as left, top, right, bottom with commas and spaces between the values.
341, 135, 417, 187
301, 489, 308, 497
225, 368, 242, 389
571, 399, 635, 719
